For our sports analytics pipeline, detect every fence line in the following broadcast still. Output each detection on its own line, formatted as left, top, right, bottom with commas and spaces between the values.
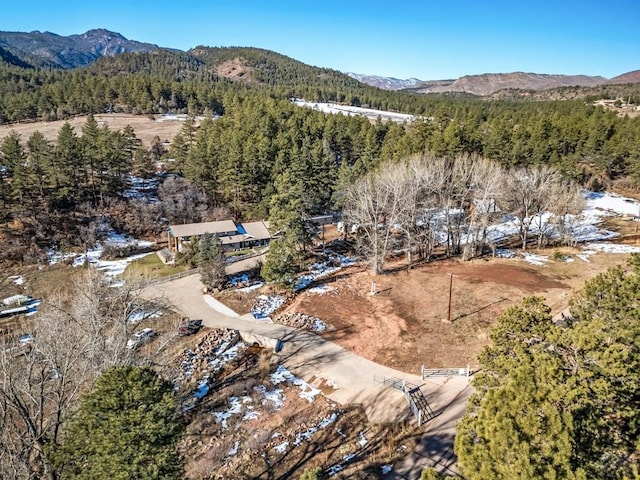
145, 268, 198, 286
421, 365, 471, 379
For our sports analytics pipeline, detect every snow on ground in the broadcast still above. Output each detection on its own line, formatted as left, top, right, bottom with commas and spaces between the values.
8, 275, 24, 286
521, 253, 549, 266
381, 465, 393, 475
274, 441, 289, 454
460, 191, 639, 251
228, 441, 240, 456
227, 273, 264, 292
95, 252, 152, 277
470, 191, 640, 266
122, 175, 160, 202
293, 412, 340, 447
236, 282, 264, 293
312, 319, 326, 332
295, 252, 356, 291
275, 312, 327, 332
212, 396, 253, 430
577, 250, 596, 262
251, 295, 286, 318
254, 385, 285, 409
292, 99, 415, 124
270, 365, 321, 402
127, 308, 162, 324
327, 452, 358, 477
49, 229, 154, 280
180, 330, 243, 410
307, 284, 334, 295
583, 243, 640, 254
583, 190, 640, 218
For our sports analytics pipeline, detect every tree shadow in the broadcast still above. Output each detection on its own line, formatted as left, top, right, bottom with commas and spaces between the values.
452, 297, 508, 322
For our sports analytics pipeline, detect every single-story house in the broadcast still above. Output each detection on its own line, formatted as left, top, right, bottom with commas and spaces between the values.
167, 220, 271, 252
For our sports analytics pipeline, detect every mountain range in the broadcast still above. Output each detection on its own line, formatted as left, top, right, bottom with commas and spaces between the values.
348, 71, 640, 96
0, 28, 638, 97
0, 28, 159, 69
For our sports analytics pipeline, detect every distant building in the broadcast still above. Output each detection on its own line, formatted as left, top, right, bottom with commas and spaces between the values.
167, 220, 271, 252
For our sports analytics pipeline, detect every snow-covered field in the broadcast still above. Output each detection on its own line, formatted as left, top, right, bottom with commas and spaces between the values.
292, 99, 415, 124
465, 190, 640, 266
48, 229, 153, 279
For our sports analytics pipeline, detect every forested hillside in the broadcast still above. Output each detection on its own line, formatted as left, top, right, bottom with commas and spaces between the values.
1, 45, 640, 266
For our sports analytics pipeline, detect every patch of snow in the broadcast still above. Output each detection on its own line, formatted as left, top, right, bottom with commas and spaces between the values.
495, 249, 516, 258
243, 408, 260, 421
344, 453, 357, 462
274, 441, 289, 453
327, 464, 344, 476
381, 465, 393, 475
307, 284, 334, 295
293, 412, 340, 448
270, 365, 321, 402
577, 250, 596, 262
252, 295, 285, 318
295, 252, 357, 291
8, 275, 24, 286
358, 431, 367, 447
212, 395, 252, 430
127, 309, 162, 324
254, 385, 285, 409
228, 441, 240, 456
583, 243, 640, 254
318, 412, 339, 429
521, 253, 548, 266
327, 452, 357, 478
312, 319, 326, 332
293, 99, 415, 124
236, 282, 264, 292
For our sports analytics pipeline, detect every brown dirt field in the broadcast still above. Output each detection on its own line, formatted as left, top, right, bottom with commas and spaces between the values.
281, 247, 629, 375
0, 114, 189, 147
214, 223, 638, 375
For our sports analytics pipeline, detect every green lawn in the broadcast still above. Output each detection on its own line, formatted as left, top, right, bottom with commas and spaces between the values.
129, 252, 190, 278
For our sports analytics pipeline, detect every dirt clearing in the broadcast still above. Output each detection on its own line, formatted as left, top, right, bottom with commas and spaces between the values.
274, 246, 629, 374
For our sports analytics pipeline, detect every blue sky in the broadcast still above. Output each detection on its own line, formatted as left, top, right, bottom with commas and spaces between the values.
1, 0, 638, 79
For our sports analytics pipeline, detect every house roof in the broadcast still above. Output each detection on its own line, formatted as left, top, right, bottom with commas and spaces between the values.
241, 221, 271, 241
168, 220, 238, 238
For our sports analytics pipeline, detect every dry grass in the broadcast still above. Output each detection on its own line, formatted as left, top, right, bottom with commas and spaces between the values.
0, 114, 188, 147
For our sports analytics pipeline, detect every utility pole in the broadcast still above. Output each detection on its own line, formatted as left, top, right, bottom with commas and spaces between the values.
447, 272, 453, 323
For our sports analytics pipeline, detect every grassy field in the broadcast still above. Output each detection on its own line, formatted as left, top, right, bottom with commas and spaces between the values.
0, 114, 189, 147
129, 253, 190, 278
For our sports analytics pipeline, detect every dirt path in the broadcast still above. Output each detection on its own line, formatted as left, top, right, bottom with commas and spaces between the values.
143, 273, 471, 476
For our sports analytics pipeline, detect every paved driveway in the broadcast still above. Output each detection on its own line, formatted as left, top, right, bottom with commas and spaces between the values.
143, 273, 472, 476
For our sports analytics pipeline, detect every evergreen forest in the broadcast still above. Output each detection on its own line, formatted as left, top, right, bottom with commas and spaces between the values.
1, 47, 640, 264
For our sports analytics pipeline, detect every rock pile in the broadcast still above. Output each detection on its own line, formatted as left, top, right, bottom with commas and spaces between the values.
181, 329, 240, 379
274, 312, 326, 332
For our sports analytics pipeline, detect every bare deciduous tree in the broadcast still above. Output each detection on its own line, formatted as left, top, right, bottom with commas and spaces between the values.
345, 154, 582, 270
344, 170, 396, 275
0, 269, 159, 479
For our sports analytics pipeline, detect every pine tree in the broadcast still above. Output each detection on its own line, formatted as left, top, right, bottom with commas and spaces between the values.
50, 366, 184, 480
455, 256, 640, 480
